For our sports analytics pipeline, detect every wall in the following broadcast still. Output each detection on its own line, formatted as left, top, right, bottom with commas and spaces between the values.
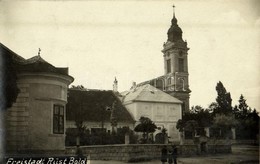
126, 101, 181, 142
5, 73, 73, 152
65, 144, 231, 162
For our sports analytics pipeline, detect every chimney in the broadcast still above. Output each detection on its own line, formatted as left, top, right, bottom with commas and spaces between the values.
113, 77, 118, 92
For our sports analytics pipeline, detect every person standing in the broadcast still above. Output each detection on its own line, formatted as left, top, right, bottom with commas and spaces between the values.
168, 149, 173, 164
171, 145, 178, 164
161, 146, 168, 164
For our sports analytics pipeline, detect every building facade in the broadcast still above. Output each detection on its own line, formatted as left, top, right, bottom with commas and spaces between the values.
121, 84, 182, 142
2, 43, 74, 153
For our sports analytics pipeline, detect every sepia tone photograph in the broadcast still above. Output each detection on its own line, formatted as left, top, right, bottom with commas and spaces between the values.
0, 0, 259, 163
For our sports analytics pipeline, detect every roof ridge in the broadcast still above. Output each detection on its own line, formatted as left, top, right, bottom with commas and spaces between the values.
131, 84, 148, 101
22, 55, 51, 65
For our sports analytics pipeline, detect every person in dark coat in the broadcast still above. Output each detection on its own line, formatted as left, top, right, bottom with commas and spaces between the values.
171, 145, 178, 164
168, 149, 173, 164
161, 146, 168, 164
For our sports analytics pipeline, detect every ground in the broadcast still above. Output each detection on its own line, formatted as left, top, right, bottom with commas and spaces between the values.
90, 145, 259, 164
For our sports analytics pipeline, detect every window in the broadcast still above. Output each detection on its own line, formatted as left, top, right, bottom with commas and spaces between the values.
53, 105, 64, 134
178, 58, 184, 72
167, 78, 171, 85
166, 59, 171, 73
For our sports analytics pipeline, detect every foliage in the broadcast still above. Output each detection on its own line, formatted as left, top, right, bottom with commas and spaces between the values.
65, 126, 138, 146
176, 106, 212, 134
176, 119, 185, 132
212, 114, 238, 129
184, 120, 199, 132
233, 95, 259, 139
215, 81, 232, 114
212, 114, 238, 139
1, 48, 20, 110
208, 102, 219, 113
234, 94, 251, 119
134, 116, 157, 143
176, 82, 259, 140
189, 106, 213, 127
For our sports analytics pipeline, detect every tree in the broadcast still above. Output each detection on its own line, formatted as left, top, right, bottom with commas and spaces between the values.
176, 119, 185, 132
234, 94, 259, 139
190, 105, 204, 113
215, 81, 232, 115
134, 116, 157, 143
208, 102, 219, 113
238, 94, 250, 117
212, 114, 238, 139
184, 120, 199, 138
110, 101, 118, 134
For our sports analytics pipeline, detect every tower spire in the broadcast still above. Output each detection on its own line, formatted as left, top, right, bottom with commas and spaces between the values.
38, 48, 41, 56
113, 77, 118, 92
173, 4, 175, 18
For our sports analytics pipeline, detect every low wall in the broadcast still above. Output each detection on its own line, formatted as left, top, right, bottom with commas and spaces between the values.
65, 144, 231, 162
231, 140, 258, 145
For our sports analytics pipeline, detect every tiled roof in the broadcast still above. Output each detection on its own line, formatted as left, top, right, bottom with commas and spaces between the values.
66, 89, 135, 123
22, 55, 48, 64
122, 84, 182, 104
15, 55, 70, 76
0, 43, 26, 63
0, 43, 72, 76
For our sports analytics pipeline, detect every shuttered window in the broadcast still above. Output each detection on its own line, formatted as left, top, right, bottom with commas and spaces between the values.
53, 105, 64, 134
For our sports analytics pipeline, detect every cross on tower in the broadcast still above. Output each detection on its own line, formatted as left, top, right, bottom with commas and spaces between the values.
172, 4, 175, 17
38, 48, 41, 56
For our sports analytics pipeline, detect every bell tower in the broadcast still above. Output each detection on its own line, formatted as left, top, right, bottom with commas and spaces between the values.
162, 5, 191, 112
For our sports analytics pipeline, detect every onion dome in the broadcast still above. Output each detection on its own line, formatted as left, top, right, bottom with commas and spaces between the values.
167, 6, 184, 42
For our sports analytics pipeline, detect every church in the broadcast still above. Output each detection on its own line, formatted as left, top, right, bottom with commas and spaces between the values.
65, 5, 191, 143
2, 5, 192, 153
118, 5, 191, 142
137, 5, 191, 114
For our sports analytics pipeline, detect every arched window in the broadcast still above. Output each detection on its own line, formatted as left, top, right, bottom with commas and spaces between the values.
156, 79, 164, 91
178, 78, 185, 91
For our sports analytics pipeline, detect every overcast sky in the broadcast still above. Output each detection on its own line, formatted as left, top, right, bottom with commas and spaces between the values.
0, 0, 259, 111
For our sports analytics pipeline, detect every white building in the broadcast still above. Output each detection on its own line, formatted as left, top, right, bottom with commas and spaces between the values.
121, 84, 182, 142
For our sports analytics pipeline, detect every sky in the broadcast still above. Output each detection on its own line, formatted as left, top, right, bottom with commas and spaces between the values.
0, 0, 259, 111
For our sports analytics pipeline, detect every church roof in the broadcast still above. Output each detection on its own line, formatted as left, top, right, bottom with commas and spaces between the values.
122, 84, 182, 104
66, 89, 135, 123
167, 15, 184, 43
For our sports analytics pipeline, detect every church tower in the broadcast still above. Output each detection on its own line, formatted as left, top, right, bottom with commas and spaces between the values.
162, 5, 191, 112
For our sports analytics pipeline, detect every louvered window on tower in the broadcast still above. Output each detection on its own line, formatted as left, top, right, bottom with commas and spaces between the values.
167, 59, 171, 73
178, 58, 184, 72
